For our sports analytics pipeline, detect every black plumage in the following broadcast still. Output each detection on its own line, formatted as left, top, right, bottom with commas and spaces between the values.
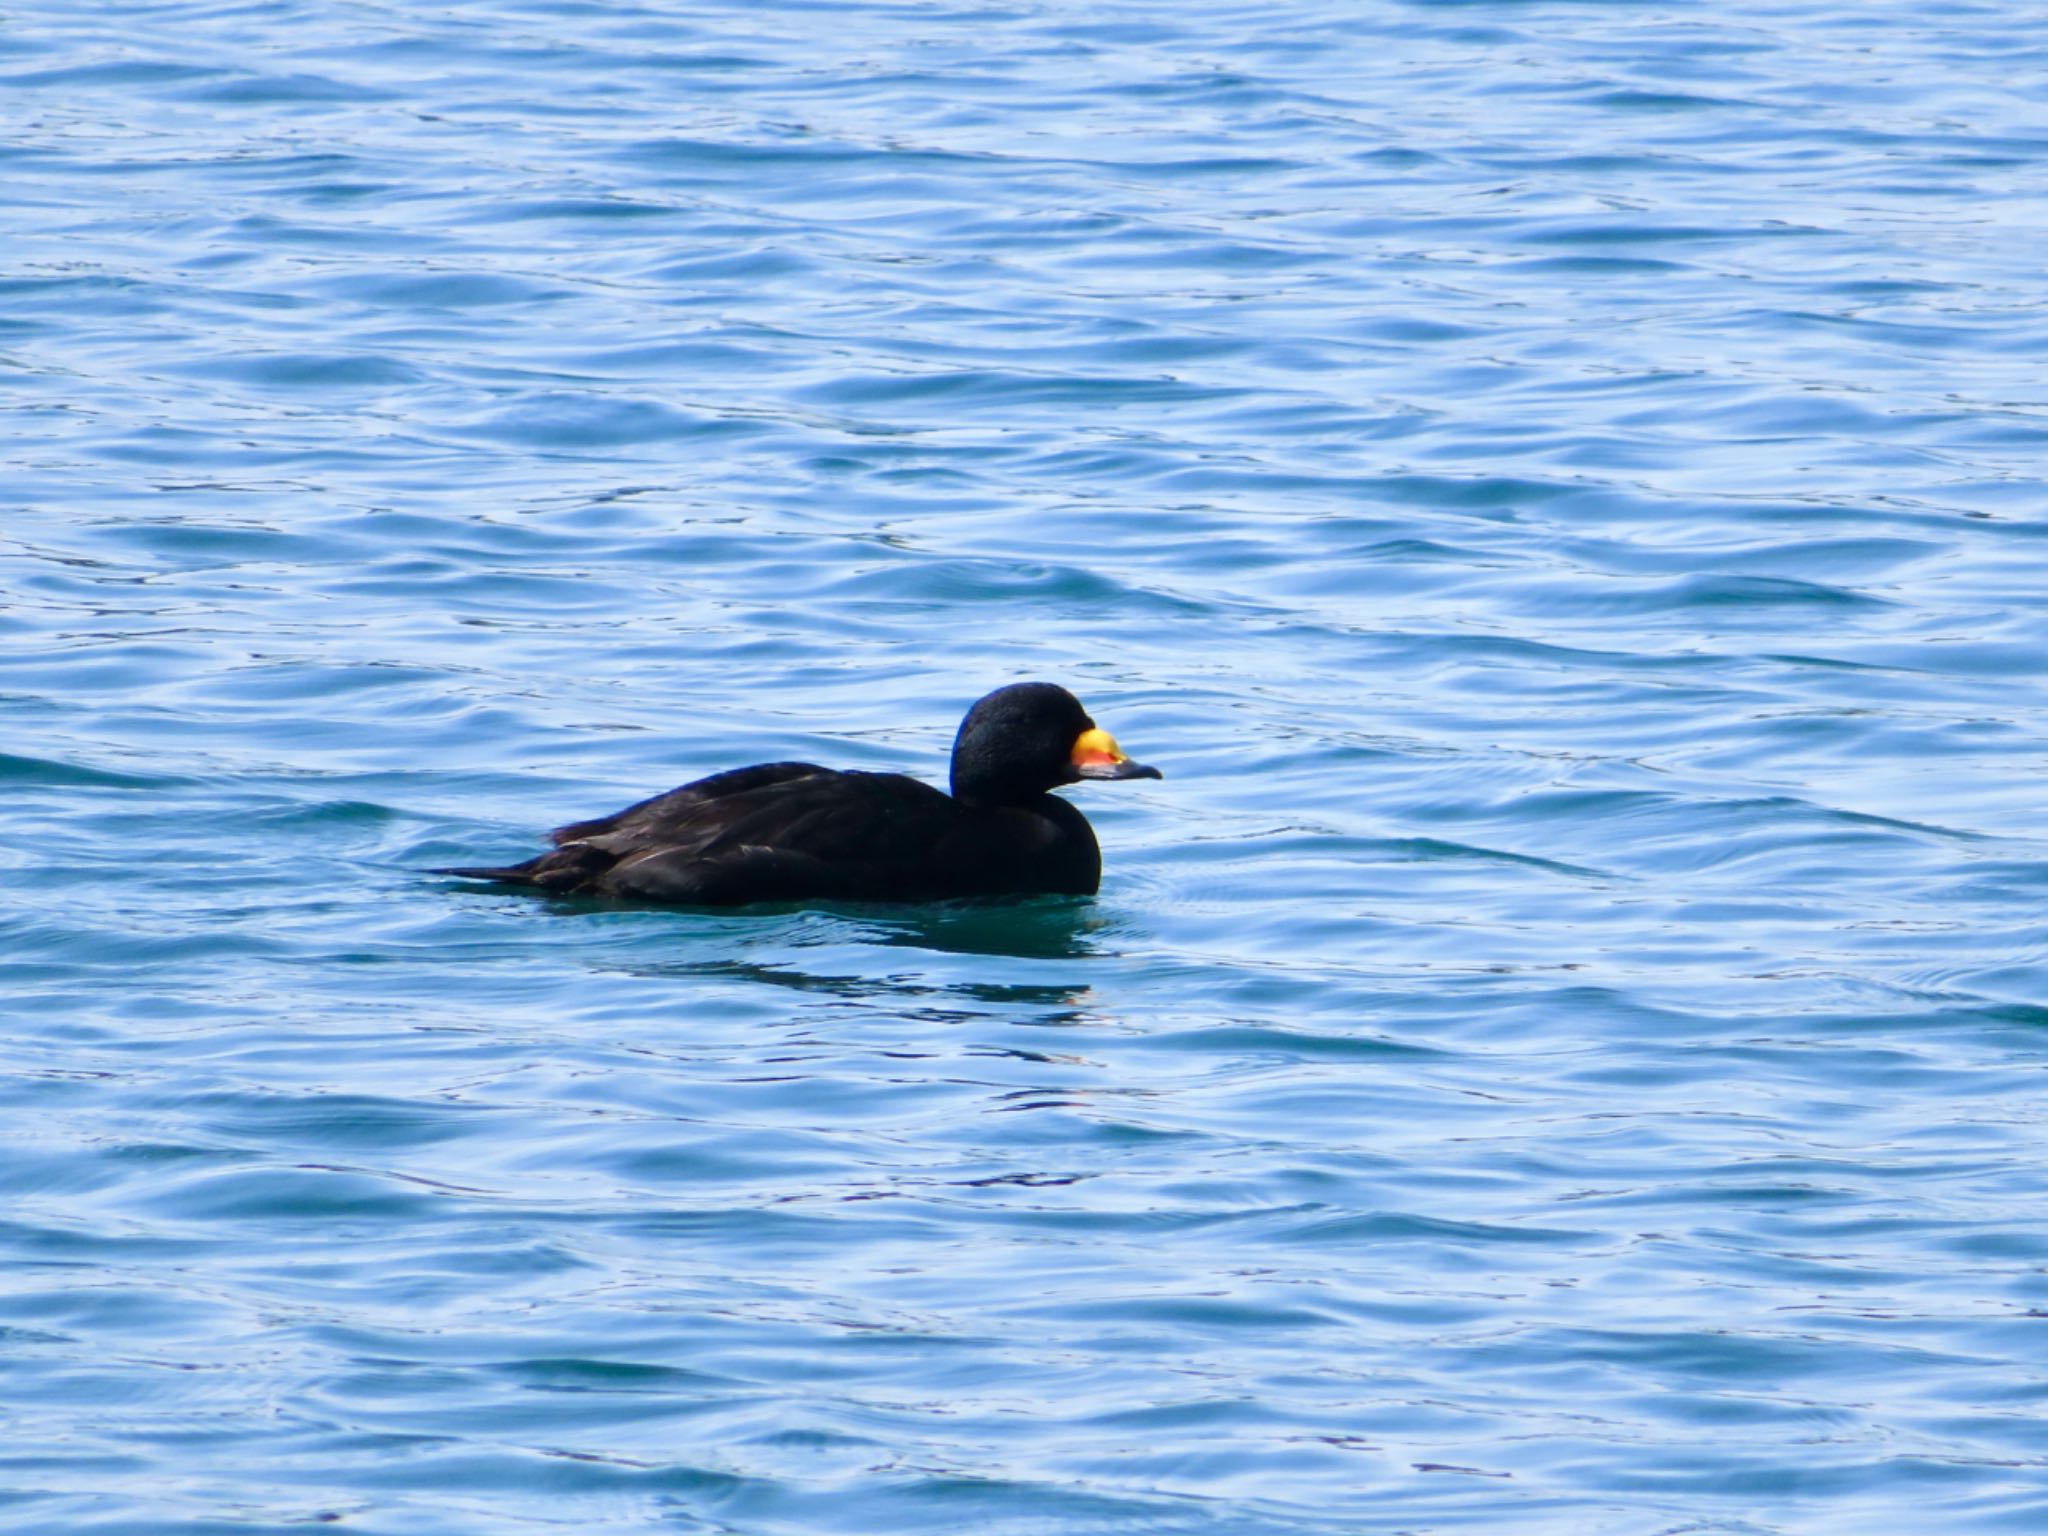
436, 682, 1161, 905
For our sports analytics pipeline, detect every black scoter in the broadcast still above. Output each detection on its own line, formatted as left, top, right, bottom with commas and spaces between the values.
436, 682, 1161, 905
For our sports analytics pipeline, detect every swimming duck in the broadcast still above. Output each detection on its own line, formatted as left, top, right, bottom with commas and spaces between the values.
436, 682, 1160, 905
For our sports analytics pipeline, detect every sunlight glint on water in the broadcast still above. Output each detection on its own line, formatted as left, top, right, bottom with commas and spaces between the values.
5, 2, 2048, 1533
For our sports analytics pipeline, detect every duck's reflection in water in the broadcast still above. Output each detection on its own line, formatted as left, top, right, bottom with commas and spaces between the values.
598, 894, 1120, 1023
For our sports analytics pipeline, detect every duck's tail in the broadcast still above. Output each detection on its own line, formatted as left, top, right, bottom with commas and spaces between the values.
431, 860, 540, 884
432, 842, 614, 892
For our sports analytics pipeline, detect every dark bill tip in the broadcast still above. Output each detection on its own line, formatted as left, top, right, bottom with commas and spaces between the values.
1078, 759, 1163, 782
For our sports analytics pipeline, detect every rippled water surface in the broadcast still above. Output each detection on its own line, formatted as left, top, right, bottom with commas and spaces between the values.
8, 1, 2048, 1531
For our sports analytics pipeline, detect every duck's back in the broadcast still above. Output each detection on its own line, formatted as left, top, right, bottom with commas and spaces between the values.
447, 762, 1101, 905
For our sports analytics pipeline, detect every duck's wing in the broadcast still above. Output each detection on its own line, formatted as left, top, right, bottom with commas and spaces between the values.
591, 769, 949, 866
592, 770, 964, 904
443, 767, 964, 903
437, 762, 834, 891
549, 761, 829, 846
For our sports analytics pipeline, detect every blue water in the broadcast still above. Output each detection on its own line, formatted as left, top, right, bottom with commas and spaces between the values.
7, 1, 2048, 1531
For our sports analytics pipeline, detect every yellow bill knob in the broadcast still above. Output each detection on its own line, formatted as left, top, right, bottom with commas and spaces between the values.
1071, 726, 1162, 781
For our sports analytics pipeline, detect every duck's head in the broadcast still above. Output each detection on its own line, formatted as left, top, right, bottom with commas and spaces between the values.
949, 682, 1162, 807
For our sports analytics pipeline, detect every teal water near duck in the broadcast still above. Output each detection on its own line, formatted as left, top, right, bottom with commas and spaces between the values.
6, 3, 2048, 1532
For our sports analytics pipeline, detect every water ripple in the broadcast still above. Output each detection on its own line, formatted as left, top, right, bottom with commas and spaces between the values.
5, 1, 2048, 1533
